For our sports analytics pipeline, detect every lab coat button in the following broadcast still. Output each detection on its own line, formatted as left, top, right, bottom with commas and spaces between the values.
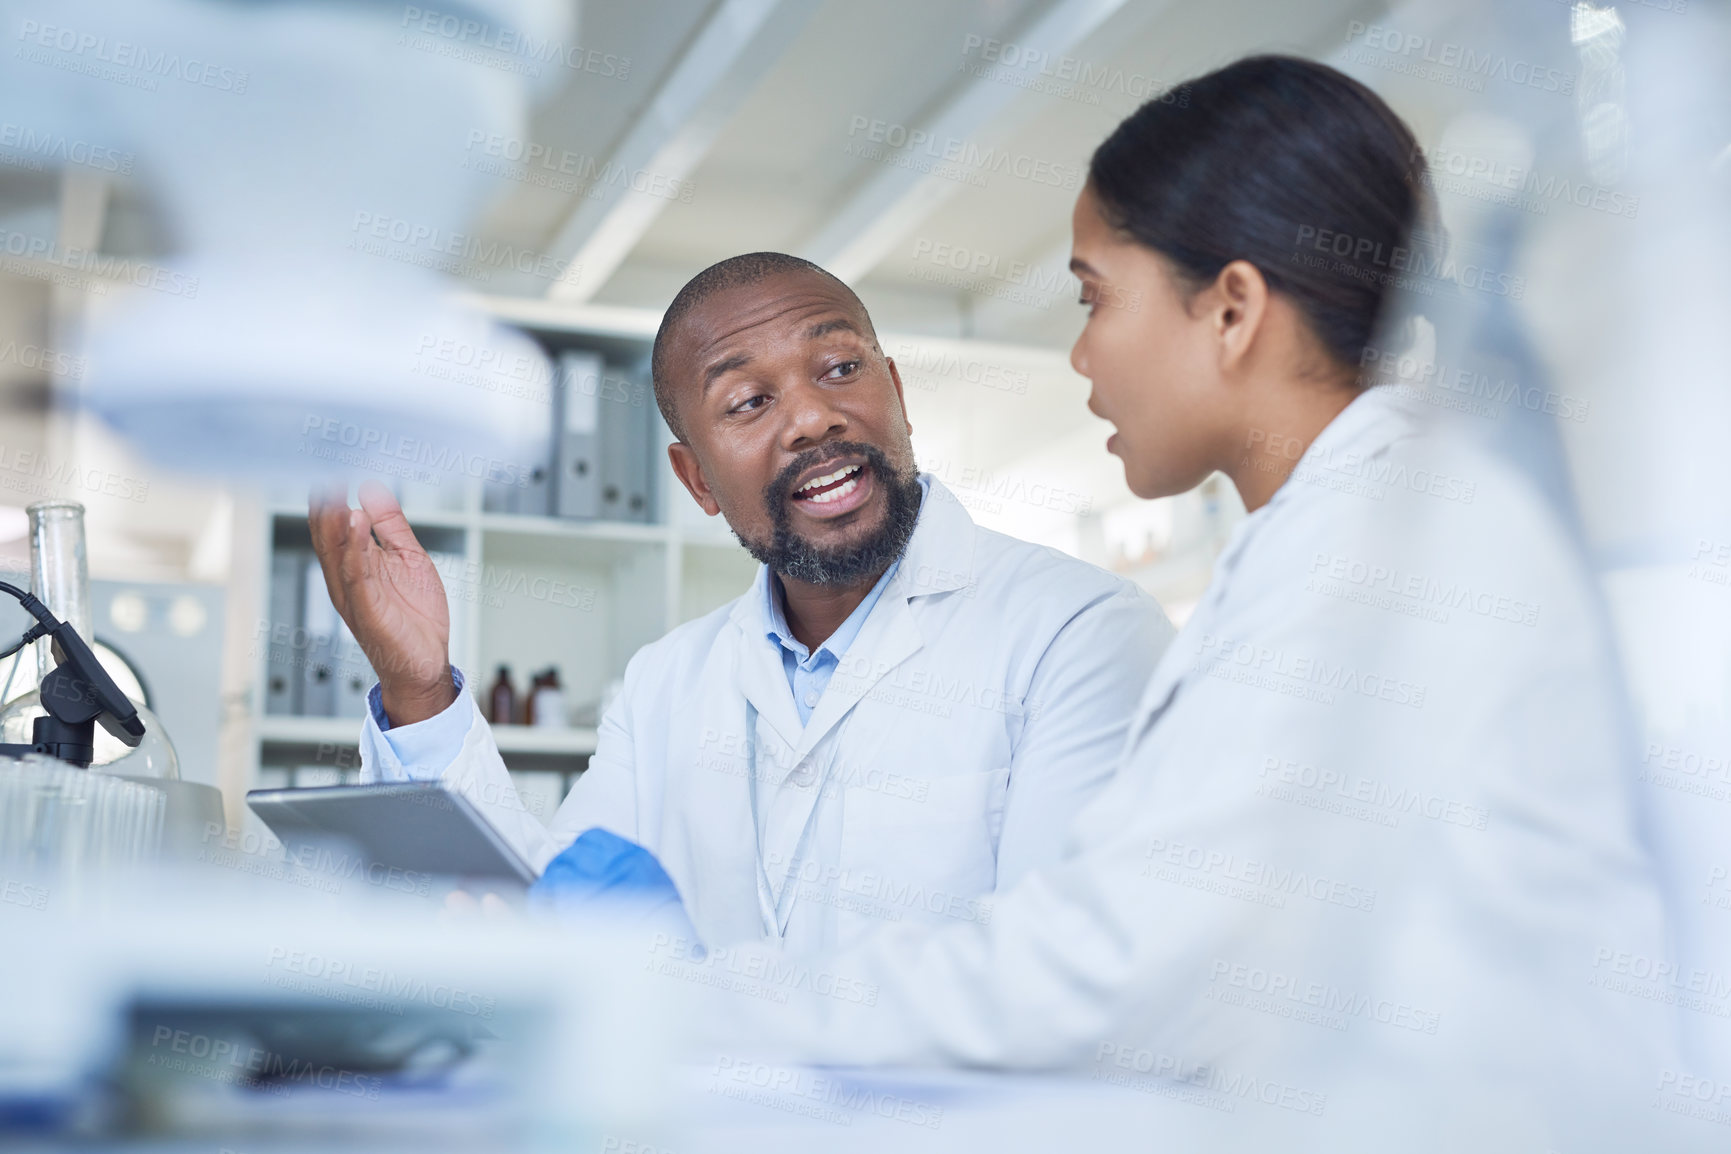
789, 758, 815, 786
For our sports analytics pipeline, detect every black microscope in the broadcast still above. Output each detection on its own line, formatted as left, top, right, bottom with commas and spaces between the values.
0, 579, 145, 768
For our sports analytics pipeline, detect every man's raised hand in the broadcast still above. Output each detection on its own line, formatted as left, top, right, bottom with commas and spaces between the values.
308, 480, 458, 726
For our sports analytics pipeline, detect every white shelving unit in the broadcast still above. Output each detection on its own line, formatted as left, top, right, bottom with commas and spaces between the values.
255, 714, 601, 756
244, 312, 760, 813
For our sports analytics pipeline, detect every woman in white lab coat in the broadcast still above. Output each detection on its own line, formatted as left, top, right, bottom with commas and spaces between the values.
703, 56, 1672, 1149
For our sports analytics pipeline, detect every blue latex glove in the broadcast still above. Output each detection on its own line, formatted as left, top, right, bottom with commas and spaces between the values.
528, 828, 699, 941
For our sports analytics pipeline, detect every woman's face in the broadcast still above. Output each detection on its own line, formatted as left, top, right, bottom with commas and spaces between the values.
1069, 184, 1236, 501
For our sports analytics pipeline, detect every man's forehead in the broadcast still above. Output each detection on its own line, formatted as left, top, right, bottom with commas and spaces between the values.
674, 273, 869, 364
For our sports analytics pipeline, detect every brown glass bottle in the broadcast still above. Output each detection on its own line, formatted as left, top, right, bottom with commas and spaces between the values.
488, 665, 517, 725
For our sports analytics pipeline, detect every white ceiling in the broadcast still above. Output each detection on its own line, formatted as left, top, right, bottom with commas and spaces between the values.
493, 0, 1391, 343
466, 0, 1396, 564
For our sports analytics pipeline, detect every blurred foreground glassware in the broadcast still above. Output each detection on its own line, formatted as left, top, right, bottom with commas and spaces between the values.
0, 754, 165, 872
0, 501, 179, 779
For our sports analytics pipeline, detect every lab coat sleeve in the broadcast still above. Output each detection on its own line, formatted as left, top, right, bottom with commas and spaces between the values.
357, 661, 646, 876
539, 651, 645, 853
994, 585, 1175, 889
361, 672, 473, 778
357, 672, 563, 871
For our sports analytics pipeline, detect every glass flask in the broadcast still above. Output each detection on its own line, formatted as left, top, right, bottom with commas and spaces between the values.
0, 501, 179, 779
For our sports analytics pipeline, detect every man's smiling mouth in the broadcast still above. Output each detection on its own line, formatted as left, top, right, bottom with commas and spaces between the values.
792, 463, 865, 504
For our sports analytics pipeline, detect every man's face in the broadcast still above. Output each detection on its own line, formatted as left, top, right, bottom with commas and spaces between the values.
664, 269, 922, 586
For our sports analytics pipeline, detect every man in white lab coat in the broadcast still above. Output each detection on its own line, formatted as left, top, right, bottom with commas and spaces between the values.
310, 252, 1174, 953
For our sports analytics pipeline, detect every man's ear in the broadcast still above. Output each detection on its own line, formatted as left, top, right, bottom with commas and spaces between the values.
885, 356, 914, 438
1212, 259, 1270, 373
667, 441, 721, 516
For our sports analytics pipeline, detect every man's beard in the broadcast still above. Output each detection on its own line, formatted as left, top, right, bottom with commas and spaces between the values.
735, 441, 923, 587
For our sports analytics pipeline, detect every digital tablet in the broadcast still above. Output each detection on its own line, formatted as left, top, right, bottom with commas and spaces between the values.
246, 783, 538, 886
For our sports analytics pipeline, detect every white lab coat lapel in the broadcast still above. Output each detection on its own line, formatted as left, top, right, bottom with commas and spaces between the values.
725, 567, 804, 756
791, 595, 919, 763
722, 581, 808, 931
745, 478, 980, 928
792, 478, 977, 764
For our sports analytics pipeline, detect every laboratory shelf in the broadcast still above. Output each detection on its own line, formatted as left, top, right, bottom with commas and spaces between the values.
477, 512, 669, 544
490, 725, 599, 756
264, 503, 473, 530
267, 505, 679, 548
464, 293, 662, 340
680, 524, 751, 551
256, 714, 597, 755
256, 715, 366, 746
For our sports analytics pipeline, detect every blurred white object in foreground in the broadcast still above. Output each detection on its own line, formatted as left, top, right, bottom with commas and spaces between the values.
0, 864, 688, 1148
0, 0, 571, 480
82, 265, 556, 481
0, 755, 164, 873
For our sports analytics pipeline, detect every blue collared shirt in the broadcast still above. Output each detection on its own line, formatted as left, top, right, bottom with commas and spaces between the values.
763, 557, 900, 727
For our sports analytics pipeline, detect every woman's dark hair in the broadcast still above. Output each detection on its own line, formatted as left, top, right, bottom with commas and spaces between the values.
1089, 55, 1440, 371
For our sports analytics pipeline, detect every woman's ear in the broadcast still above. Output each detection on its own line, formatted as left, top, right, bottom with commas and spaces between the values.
1212, 259, 1270, 372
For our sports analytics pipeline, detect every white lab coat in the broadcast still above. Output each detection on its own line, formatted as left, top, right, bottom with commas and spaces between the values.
361, 476, 1174, 953
701, 391, 1674, 1148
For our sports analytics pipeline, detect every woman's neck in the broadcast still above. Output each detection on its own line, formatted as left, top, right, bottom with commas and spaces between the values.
1224, 380, 1361, 513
